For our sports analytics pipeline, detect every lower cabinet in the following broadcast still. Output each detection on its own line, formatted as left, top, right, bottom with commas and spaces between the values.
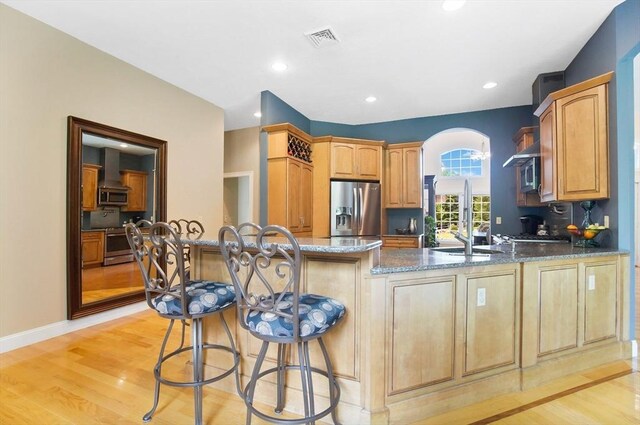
81, 231, 104, 268
385, 264, 519, 396
522, 256, 621, 367
382, 235, 423, 248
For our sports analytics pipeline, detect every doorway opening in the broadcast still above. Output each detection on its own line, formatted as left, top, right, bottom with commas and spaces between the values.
423, 128, 491, 247
223, 171, 254, 226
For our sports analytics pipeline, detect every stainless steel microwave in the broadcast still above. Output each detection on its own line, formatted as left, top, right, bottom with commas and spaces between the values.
98, 187, 128, 206
520, 157, 540, 193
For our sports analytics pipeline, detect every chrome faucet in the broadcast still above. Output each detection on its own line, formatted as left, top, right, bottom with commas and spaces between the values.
454, 179, 474, 256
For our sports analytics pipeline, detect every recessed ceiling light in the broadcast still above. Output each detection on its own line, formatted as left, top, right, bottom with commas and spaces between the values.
271, 62, 288, 72
365, 96, 377, 103
253, 111, 262, 118
442, 0, 466, 11
483, 81, 498, 89
119, 143, 128, 148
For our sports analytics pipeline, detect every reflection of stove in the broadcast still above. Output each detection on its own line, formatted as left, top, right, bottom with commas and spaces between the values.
104, 227, 134, 265
504, 234, 570, 243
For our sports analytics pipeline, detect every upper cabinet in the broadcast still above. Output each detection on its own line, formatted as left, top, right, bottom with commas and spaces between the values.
263, 123, 314, 235
82, 163, 101, 211
121, 170, 148, 212
512, 127, 544, 207
534, 72, 612, 203
330, 139, 382, 181
385, 142, 423, 208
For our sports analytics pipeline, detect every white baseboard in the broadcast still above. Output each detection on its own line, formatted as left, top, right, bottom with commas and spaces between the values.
0, 302, 147, 353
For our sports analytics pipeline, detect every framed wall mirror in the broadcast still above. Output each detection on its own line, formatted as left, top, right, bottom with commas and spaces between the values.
67, 116, 167, 319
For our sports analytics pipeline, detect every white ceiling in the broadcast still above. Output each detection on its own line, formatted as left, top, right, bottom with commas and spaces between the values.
2, 0, 623, 131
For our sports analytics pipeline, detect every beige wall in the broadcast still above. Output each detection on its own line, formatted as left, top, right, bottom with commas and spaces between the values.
224, 126, 260, 222
0, 5, 224, 337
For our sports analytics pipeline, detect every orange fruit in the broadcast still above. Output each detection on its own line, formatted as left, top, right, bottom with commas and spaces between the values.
583, 230, 597, 239
567, 224, 578, 230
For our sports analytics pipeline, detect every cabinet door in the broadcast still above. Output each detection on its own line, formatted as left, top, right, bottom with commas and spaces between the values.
402, 147, 422, 208
299, 163, 313, 233
82, 232, 104, 267
122, 171, 147, 212
356, 145, 381, 180
584, 262, 617, 343
538, 265, 578, 356
539, 105, 556, 202
385, 149, 403, 207
388, 277, 455, 394
82, 165, 99, 211
464, 272, 517, 375
556, 84, 609, 200
331, 143, 357, 179
287, 160, 302, 232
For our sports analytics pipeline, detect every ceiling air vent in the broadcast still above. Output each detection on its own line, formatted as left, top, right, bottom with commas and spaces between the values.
305, 27, 340, 48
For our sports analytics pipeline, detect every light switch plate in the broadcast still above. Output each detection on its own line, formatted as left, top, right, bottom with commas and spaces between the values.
477, 288, 486, 306
496, 217, 502, 225
588, 275, 596, 290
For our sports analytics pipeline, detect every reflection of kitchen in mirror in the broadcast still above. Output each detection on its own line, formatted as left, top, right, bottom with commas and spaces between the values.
81, 133, 156, 305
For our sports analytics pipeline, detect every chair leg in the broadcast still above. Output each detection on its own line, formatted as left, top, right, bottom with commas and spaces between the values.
219, 311, 242, 397
297, 342, 310, 422
318, 337, 340, 425
192, 318, 203, 425
302, 341, 315, 425
275, 343, 286, 414
246, 340, 269, 425
143, 319, 176, 422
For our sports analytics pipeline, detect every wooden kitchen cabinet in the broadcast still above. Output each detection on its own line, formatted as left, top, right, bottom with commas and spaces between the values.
385, 142, 423, 208
512, 127, 544, 207
81, 230, 104, 268
330, 140, 382, 180
82, 163, 101, 211
121, 170, 147, 212
534, 72, 612, 202
521, 255, 622, 369
264, 124, 314, 235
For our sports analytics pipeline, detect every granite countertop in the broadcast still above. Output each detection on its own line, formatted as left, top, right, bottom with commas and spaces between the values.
185, 235, 382, 254
372, 243, 628, 275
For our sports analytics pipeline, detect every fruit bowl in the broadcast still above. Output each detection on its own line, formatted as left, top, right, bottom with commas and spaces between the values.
566, 225, 608, 247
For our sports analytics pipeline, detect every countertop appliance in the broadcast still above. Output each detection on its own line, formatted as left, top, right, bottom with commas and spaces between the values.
520, 214, 543, 235
331, 181, 380, 237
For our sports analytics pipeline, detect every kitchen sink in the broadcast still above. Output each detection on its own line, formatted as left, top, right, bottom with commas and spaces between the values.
430, 247, 504, 255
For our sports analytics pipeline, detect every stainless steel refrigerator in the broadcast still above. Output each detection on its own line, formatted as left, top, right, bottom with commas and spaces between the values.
330, 181, 381, 237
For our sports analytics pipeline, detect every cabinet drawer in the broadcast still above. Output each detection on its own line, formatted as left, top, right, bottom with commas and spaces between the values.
382, 236, 421, 248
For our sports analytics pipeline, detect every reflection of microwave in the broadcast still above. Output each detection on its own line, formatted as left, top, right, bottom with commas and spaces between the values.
520, 157, 540, 193
98, 187, 128, 206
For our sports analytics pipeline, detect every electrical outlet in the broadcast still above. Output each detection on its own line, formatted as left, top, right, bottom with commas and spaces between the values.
604, 215, 609, 228
588, 275, 596, 291
477, 288, 486, 306
495, 216, 502, 225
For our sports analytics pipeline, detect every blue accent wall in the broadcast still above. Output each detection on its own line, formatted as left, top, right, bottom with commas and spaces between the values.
564, 0, 639, 338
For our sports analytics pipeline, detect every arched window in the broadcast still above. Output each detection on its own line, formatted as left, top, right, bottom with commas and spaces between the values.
440, 149, 483, 177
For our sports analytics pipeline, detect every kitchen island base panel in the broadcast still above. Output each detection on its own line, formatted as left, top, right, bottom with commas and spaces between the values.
189, 240, 631, 424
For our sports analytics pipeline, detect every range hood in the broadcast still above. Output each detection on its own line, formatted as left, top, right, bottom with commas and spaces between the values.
98, 148, 128, 189
502, 141, 541, 168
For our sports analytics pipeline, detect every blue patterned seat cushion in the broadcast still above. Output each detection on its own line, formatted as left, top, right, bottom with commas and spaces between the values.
245, 293, 345, 339
152, 280, 236, 317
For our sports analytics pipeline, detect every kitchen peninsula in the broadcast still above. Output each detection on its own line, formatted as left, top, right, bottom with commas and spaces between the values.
188, 236, 630, 424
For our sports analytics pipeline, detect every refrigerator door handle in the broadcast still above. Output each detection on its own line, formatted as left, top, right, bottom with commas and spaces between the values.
353, 187, 359, 232
359, 187, 364, 234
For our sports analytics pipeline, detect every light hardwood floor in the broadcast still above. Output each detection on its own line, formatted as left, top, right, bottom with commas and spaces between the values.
1, 310, 638, 424
82, 262, 144, 304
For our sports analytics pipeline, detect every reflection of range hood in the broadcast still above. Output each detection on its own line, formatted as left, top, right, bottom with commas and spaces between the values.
98, 148, 128, 189
502, 141, 541, 168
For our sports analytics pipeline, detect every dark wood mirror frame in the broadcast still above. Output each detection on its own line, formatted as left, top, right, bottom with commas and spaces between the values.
67, 116, 167, 319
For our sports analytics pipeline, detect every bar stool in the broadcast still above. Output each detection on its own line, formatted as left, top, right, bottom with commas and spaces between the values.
126, 221, 240, 425
219, 223, 344, 425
